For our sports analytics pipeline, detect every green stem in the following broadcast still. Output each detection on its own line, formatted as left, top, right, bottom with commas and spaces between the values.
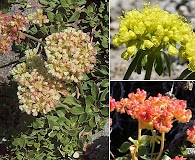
20, 32, 45, 47
77, 82, 84, 98
150, 130, 156, 159
155, 132, 165, 160
138, 121, 142, 141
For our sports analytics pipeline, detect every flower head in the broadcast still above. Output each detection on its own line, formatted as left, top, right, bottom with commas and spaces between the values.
12, 49, 67, 116
44, 27, 97, 82
112, 2, 195, 68
112, 88, 192, 133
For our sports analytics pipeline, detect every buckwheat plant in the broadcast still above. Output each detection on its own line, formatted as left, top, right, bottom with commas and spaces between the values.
110, 89, 192, 160
44, 27, 97, 83
112, 3, 195, 79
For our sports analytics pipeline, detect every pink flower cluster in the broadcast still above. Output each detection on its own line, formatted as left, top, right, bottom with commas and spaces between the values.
0, 11, 28, 53
44, 27, 97, 82
171, 156, 186, 160
12, 49, 67, 116
110, 89, 192, 133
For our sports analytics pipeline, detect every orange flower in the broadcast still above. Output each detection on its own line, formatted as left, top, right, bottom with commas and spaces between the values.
186, 125, 195, 144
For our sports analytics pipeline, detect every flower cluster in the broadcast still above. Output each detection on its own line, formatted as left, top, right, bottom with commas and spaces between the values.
186, 125, 195, 144
110, 89, 192, 133
27, 9, 49, 27
12, 49, 67, 116
112, 3, 195, 71
171, 156, 186, 160
0, 11, 28, 53
44, 27, 97, 82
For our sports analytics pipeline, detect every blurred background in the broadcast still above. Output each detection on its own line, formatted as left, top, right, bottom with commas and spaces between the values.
110, 0, 195, 80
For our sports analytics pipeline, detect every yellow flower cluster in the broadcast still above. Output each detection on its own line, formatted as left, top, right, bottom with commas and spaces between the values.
44, 27, 97, 82
27, 9, 49, 27
12, 49, 67, 116
112, 3, 195, 71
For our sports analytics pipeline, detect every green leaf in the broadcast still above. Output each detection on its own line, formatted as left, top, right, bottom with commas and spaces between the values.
138, 145, 146, 156
70, 106, 84, 115
101, 79, 109, 87
47, 11, 55, 22
123, 50, 143, 80
63, 96, 81, 107
40, 25, 48, 34
135, 51, 147, 74
34, 142, 40, 148
29, 26, 38, 34
68, 129, 79, 136
100, 88, 108, 102
99, 65, 108, 75
162, 52, 171, 76
155, 52, 163, 76
47, 115, 59, 129
101, 107, 108, 116
55, 13, 63, 22
119, 141, 132, 153
145, 53, 155, 80
60, 0, 68, 7
79, 113, 88, 123
179, 68, 195, 79
18, 136, 26, 148
56, 109, 65, 117
139, 135, 151, 146
68, 11, 80, 22
35, 153, 46, 159
85, 95, 94, 113
91, 83, 99, 99
89, 117, 96, 127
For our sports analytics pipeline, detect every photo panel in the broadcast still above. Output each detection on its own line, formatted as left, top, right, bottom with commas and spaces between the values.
110, 80, 195, 159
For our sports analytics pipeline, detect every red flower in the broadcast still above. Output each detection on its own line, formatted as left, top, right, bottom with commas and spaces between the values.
110, 96, 116, 112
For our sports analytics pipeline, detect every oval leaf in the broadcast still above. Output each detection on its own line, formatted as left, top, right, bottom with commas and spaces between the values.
71, 106, 84, 115
119, 141, 132, 153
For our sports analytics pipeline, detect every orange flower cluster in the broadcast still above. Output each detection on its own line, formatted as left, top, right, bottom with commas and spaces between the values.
0, 11, 28, 53
186, 125, 195, 144
110, 89, 192, 133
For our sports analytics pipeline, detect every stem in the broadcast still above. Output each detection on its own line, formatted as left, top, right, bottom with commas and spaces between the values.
20, 32, 45, 47
77, 82, 84, 98
150, 130, 156, 159
155, 132, 165, 160
138, 121, 142, 141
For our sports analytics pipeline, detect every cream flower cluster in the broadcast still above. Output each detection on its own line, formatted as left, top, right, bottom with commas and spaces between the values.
112, 3, 195, 71
12, 49, 67, 116
27, 9, 49, 27
44, 27, 97, 82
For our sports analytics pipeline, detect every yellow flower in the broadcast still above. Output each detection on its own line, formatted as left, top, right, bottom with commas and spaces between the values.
168, 44, 178, 56
112, 2, 194, 63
